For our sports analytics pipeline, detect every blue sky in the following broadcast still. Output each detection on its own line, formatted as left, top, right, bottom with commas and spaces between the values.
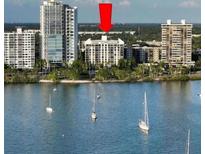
4, 0, 201, 23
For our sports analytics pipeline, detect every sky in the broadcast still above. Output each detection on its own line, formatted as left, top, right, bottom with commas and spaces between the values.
4, 0, 201, 23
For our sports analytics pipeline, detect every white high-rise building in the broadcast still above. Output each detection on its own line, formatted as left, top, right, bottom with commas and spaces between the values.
161, 19, 194, 66
4, 28, 35, 69
40, 0, 78, 65
81, 36, 124, 66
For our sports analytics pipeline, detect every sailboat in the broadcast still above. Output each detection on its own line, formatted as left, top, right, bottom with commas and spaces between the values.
97, 94, 101, 100
46, 94, 53, 113
185, 129, 190, 154
139, 91, 149, 132
91, 86, 97, 120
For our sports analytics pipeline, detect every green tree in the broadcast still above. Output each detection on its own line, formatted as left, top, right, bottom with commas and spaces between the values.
47, 71, 58, 81
95, 68, 110, 80
35, 59, 47, 71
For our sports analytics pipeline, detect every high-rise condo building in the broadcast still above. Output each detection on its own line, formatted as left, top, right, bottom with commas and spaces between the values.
4, 28, 35, 69
40, 0, 78, 65
161, 20, 194, 66
81, 36, 124, 66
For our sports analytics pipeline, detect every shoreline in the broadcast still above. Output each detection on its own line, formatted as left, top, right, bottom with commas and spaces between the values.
38, 78, 201, 84
5, 74, 201, 84
39, 79, 128, 84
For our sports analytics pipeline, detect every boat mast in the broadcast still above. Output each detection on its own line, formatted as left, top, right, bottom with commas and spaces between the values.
144, 91, 149, 127
186, 129, 190, 154
144, 92, 146, 123
49, 94, 51, 107
93, 85, 96, 112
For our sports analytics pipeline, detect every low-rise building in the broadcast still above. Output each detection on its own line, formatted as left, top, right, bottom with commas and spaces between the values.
4, 27, 35, 69
81, 35, 124, 66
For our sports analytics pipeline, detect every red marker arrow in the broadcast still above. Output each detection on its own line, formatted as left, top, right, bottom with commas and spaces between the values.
98, 3, 113, 32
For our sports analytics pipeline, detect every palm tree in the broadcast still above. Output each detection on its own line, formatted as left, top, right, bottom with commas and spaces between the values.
135, 64, 145, 79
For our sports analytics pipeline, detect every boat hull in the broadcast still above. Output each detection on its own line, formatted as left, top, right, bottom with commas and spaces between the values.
46, 107, 53, 113
91, 112, 97, 120
138, 120, 149, 131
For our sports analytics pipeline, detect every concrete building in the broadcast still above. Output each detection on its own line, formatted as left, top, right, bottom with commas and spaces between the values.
124, 47, 133, 60
161, 19, 194, 66
131, 46, 161, 64
132, 46, 148, 64
4, 27, 35, 69
147, 47, 161, 63
81, 36, 124, 66
40, 0, 78, 65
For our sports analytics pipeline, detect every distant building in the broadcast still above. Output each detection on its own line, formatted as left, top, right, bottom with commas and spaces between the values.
132, 47, 148, 64
78, 31, 135, 35
147, 47, 161, 63
40, 0, 78, 65
4, 27, 35, 69
124, 47, 133, 60
145, 40, 161, 47
131, 46, 161, 64
81, 36, 124, 66
24, 29, 40, 33
161, 19, 195, 66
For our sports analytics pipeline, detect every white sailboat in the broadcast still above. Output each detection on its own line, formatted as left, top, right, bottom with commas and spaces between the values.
139, 91, 149, 132
97, 94, 101, 100
185, 129, 190, 154
46, 94, 53, 113
91, 86, 97, 120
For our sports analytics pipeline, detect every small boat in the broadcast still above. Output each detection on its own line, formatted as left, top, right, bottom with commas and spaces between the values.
46, 94, 53, 113
53, 88, 57, 92
46, 107, 53, 113
139, 91, 149, 132
185, 129, 191, 154
97, 94, 101, 99
91, 112, 97, 120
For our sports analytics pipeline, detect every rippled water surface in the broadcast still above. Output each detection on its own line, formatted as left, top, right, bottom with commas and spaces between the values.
5, 81, 201, 154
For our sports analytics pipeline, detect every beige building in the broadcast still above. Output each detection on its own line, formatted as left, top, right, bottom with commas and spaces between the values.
81, 36, 124, 66
161, 20, 194, 66
147, 47, 161, 63
4, 28, 35, 69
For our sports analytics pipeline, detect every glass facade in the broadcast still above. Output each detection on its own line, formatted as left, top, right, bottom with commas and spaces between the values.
40, 0, 78, 65
47, 35, 63, 63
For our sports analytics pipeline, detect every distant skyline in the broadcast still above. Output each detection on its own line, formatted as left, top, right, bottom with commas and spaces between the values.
5, 0, 201, 23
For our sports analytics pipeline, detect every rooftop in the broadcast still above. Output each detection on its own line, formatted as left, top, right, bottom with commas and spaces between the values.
84, 35, 124, 45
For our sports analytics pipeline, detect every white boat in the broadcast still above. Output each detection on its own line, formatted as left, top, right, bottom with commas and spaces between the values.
97, 94, 101, 100
46, 94, 53, 113
139, 91, 149, 132
185, 129, 190, 154
91, 112, 97, 119
53, 88, 57, 92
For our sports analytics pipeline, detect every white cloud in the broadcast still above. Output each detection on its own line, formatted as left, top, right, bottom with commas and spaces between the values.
119, 0, 131, 6
178, 0, 200, 8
